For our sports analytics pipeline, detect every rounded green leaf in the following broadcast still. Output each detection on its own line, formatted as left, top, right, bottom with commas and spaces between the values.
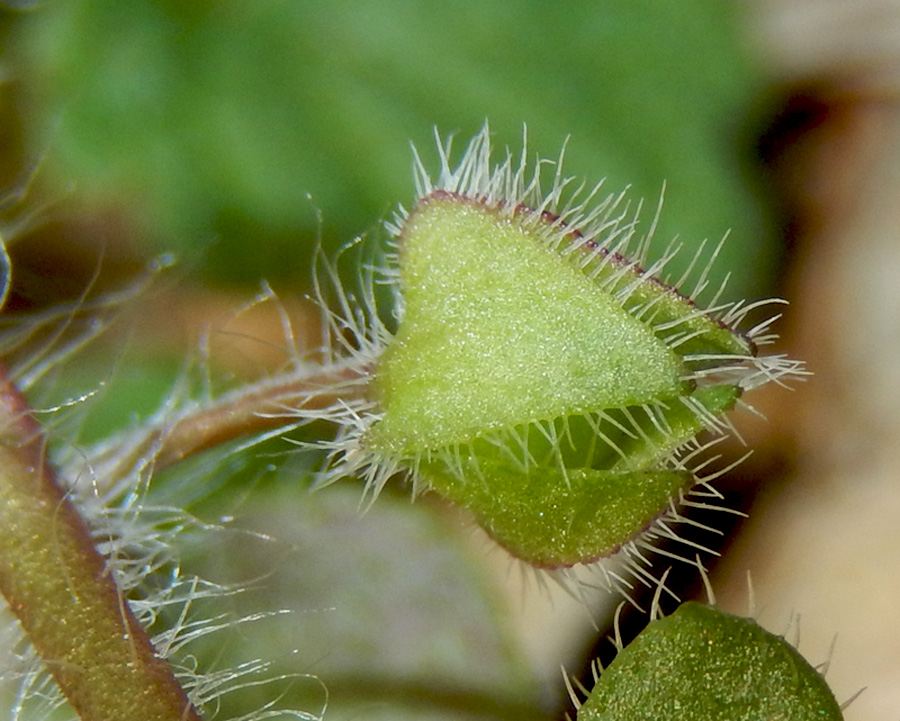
413, 384, 740, 567
427, 462, 691, 567
579, 602, 843, 721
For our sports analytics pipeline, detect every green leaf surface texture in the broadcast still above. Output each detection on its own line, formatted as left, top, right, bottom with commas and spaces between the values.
579, 602, 844, 721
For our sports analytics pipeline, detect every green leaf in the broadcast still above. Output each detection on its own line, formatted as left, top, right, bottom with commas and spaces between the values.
14, 1, 776, 296
323, 129, 793, 569
578, 602, 843, 721
416, 385, 739, 566
366, 195, 687, 455
433, 465, 691, 567
180, 480, 542, 719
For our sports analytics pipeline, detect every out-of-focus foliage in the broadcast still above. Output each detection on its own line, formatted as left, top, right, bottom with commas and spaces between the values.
11, 0, 775, 297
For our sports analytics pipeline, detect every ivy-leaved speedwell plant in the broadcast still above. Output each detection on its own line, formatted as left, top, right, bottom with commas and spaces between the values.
300, 127, 837, 718
314, 126, 801, 574
0, 125, 840, 721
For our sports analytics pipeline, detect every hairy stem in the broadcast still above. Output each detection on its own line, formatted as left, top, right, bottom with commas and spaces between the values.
89, 362, 367, 486
0, 364, 202, 721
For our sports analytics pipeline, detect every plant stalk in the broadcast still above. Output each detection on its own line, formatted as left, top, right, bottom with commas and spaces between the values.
91, 362, 367, 485
0, 364, 203, 721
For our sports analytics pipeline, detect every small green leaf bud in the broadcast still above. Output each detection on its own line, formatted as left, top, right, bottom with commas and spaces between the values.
318, 127, 802, 574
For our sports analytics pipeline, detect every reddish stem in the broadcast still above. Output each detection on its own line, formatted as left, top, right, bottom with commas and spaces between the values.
0, 363, 202, 721
92, 363, 366, 484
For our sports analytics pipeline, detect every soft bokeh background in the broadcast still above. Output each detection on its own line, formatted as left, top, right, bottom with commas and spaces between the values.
715, 3, 900, 720
0, 1, 895, 719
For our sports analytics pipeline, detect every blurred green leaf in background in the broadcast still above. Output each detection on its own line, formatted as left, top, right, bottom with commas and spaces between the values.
11, 0, 776, 298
